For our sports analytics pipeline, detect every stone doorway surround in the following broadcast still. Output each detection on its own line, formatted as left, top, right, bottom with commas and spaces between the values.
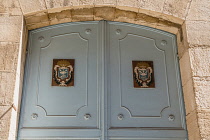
0, 1, 209, 140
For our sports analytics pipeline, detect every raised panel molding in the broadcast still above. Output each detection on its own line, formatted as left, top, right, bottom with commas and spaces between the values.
38, 33, 88, 116
109, 21, 186, 129
119, 34, 170, 118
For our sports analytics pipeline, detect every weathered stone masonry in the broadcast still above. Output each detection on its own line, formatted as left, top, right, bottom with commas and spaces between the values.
0, 0, 209, 140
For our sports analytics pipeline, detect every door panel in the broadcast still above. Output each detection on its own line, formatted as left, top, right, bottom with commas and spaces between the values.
39, 33, 88, 116
108, 22, 184, 128
19, 22, 100, 136
108, 129, 187, 138
109, 138, 186, 140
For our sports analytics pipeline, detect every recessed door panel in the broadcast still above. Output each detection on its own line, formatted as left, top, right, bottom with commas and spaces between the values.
108, 22, 185, 128
19, 22, 100, 132
39, 33, 88, 116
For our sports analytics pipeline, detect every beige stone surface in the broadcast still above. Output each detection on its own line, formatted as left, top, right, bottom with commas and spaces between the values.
0, 72, 16, 105
27, 21, 50, 30
158, 13, 184, 25
116, 6, 139, 13
0, 106, 12, 121
94, 7, 115, 21
0, 15, 22, 25
189, 47, 210, 77
183, 78, 196, 115
72, 7, 94, 21
162, 0, 192, 19
47, 6, 71, 13
179, 50, 193, 85
114, 9, 137, 23
135, 10, 159, 28
0, 105, 12, 140
25, 11, 49, 24
0, 0, 22, 15
138, 0, 165, 13
94, 0, 117, 6
16, 0, 207, 21
177, 37, 185, 57
0, 42, 19, 72
45, 0, 80, 9
25, 11, 50, 30
177, 22, 189, 58
117, 0, 139, 8
156, 22, 179, 34
49, 9, 72, 25
188, 127, 201, 140
0, 24, 21, 42
136, 12, 159, 24
0, 15, 22, 42
15, 20, 27, 81
186, 110, 201, 140
46, 0, 68, 8
8, 20, 27, 140
79, 0, 95, 6
193, 77, 210, 110
19, 0, 46, 14
186, 21, 210, 46
198, 111, 210, 140
186, 0, 210, 21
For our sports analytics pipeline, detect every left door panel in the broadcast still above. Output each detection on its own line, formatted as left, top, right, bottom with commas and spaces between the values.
18, 22, 100, 139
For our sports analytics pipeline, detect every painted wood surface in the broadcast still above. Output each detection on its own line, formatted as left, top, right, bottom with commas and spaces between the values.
18, 21, 187, 140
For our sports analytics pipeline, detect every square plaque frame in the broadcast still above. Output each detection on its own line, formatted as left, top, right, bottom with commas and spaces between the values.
132, 61, 155, 88
52, 59, 75, 87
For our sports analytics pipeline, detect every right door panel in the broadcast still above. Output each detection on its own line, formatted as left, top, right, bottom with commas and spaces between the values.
108, 22, 185, 129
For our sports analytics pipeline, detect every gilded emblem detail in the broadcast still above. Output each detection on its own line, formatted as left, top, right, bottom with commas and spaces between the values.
52, 59, 74, 87
132, 61, 155, 88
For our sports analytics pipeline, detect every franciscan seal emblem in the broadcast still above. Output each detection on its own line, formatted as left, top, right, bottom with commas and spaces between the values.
52, 59, 74, 86
132, 61, 155, 88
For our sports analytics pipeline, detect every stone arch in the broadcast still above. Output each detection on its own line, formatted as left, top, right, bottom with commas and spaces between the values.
25, 6, 184, 34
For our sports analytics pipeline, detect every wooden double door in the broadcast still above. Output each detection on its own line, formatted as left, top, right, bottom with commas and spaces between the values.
18, 21, 188, 140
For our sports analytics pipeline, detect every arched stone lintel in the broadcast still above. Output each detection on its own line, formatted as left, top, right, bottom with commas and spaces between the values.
24, 5, 184, 35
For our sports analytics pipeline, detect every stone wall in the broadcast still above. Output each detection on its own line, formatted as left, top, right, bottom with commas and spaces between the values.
185, 0, 210, 139
0, 0, 22, 139
0, 0, 209, 140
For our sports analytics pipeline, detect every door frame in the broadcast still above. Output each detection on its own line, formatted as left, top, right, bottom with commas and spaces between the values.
11, 7, 193, 138
16, 21, 187, 140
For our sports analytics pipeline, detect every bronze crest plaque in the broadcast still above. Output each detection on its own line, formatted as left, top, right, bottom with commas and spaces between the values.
132, 61, 155, 88
52, 59, 74, 86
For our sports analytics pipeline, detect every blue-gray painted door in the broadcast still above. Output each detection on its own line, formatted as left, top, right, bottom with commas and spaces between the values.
18, 21, 188, 140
